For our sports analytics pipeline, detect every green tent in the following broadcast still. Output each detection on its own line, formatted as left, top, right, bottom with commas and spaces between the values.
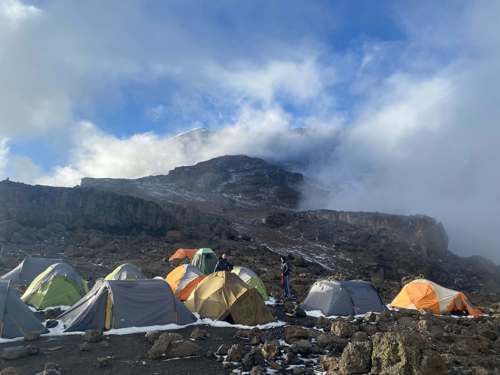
190, 248, 217, 274
232, 266, 269, 301
22, 263, 88, 310
104, 263, 144, 281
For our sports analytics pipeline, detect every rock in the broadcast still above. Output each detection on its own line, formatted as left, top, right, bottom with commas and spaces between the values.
250, 365, 265, 375
226, 344, 243, 362
145, 330, 162, 344
84, 329, 102, 343
96, 356, 112, 368
371, 331, 447, 375
1, 345, 38, 360
261, 340, 280, 360
338, 340, 372, 374
331, 320, 353, 338
246, 329, 263, 345
352, 331, 369, 342
165, 341, 201, 358
363, 312, 377, 323
294, 306, 307, 318
421, 350, 447, 375
79, 342, 92, 352
190, 327, 209, 340
284, 325, 310, 343
41, 362, 62, 375
479, 328, 498, 341
316, 333, 347, 353
147, 332, 183, 360
215, 343, 230, 356
23, 331, 40, 342
321, 355, 339, 374
242, 348, 265, 371
291, 339, 313, 355
317, 316, 331, 330
0, 368, 21, 375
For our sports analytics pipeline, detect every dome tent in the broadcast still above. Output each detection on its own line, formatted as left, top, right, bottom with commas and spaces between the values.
301, 280, 386, 316
185, 271, 273, 326
190, 248, 218, 274
1, 256, 63, 287
169, 248, 198, 262
22, 263, 88, 310
105, 263, 144, 281
59, 279, 196, 332
231, 266, 268, 300
390, 279, 481, 317
0, 280, 48, 339
165, 264, 206, 301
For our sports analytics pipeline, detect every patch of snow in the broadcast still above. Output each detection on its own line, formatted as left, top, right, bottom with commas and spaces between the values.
265, 297, 277, 305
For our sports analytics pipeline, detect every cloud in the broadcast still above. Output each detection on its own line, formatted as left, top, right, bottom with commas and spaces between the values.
0, 138, 8, 178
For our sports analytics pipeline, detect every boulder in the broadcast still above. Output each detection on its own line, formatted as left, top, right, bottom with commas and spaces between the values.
316, 333, 348, 353
0, 368, 21, 375
320, 355, 339, 374
23, 331, 41, 342
40, 362, 62, 375
285, 325, 310, 343
291, 339, 313, 355
250, 366, 265, 375
242, 348, 265, 371
96, 356, 112, 368
190, 327, 210, 340
1, 345, 38, 360
84, 329, 103, 343
339, 341, 372, 374
165, 341, 201, 358
331, 320, 353, 338
226, 344, 243, 362
147, 332, 183, 359
261, 340, 280, 360
145, 330, 162, 344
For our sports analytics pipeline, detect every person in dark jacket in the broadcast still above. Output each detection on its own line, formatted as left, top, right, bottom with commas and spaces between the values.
280, 256, 290, 299
214, 253, 233, 272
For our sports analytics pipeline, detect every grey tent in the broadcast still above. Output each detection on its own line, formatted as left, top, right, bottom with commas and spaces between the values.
59, 279, 196, 332
0, 280, 48, 338
1, 256, 63, 286
301, 280, 386, 316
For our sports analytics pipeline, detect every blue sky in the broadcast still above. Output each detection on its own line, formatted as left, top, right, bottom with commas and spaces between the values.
1, 0, 500, 262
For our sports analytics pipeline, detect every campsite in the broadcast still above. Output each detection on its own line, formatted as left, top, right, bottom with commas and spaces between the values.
1, 1, 500, 374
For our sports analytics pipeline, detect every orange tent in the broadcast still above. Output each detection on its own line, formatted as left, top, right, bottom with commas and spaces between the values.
168, 248, 198, 262
390, 279, 481, 317
165, 264, 206, 301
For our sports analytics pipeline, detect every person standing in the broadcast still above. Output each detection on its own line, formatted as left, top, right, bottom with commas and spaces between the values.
214, 253, 233, 272
280, 256, 290, 299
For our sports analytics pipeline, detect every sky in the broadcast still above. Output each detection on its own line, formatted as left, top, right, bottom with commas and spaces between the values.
1, 0, 499, 262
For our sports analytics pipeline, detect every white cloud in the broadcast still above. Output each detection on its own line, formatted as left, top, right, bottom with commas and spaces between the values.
0, 138, 9, 178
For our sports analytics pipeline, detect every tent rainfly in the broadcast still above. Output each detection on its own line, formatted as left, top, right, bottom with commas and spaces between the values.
301, 280, 387, 316
390, 279, 481, 317
22, 263, 88, 310
0, 280, 48, 338
185, 271, 273, 326
169, 248, 198, 262
165, 264, 206, 301
1, 256, 64, 286
105, 263, 145, 281
231, 266, 269, 301
190, 248, 218, 274
59, 279, 196, 332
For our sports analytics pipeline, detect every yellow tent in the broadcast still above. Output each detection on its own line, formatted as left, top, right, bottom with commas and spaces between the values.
390, 279, 481, 317
185, 271, 273, 326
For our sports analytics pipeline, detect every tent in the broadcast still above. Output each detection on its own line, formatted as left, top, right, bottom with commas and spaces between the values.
301, 280, 386, 316
165, 264, 206, 301
185, 271, 273, 326
232, 266, 268, 301
1, 256, 64, 286
105, 263, 144, 281
59, 279, 196, 332
0, 281, 48, 338
390, 279, 481, 317
21, 263, 88, 310
169, 248, 198, 262
190, 248, 218, 274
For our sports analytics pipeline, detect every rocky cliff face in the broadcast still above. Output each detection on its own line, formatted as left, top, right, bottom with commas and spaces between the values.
0, 180, 174, 235
82, 155, 304, 211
